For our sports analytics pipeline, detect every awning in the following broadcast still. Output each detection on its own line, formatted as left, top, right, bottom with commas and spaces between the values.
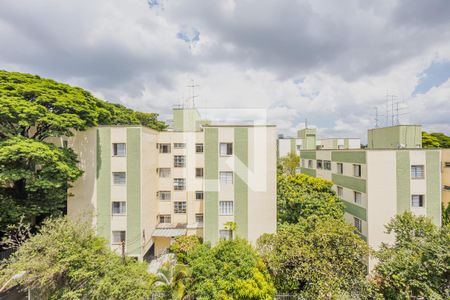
152, 228, 187, 237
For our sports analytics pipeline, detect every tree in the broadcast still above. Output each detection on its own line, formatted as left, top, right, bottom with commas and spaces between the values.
422, 131, 450, 148
0, 217, 155, 299
443, 202, 450, 227
224, 221, 237, 240
278, 152, 300, 175
184, 238, 275, 299
373, 212, 450, 299
277, 173, 344, 224
169, 235, 201, 264
257, 218, 373, 299
422, 132, 441, 148
155, 262, 191, 300
0, 70, 166, 232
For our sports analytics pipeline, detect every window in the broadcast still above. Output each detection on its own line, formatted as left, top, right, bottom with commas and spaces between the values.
112, 172, 126, 185
353, 164, 362, 177
195, 213, 204, 224
174, 143, 185, 149
173, 178, 186, 190
195, 191, 204, 200
113, 143, 126, 157
219, 172, 233, 184
445, 162, 450, 168
354, 192, 362, 205
63, 140, 68, 149
337, 186, 343, 197
337, 163, 343, 174
220, 143, 233, 156
338, 145, 344, 150
296, 145, 302, 152
112, 231, 126, 244
411, 165, 424, 179
411, 195, 424, 208
354, 217, 362, 232
174, 155, 185, 167
159, 143, 171, 153
219, 201, 234, 215
174, 201, 187, 214
196, 143, 204, 153
317, 160, 323, 169
158, 191, 171, 201
196, 168, 204, 178
158, 168, 171, 178
112, 201, 126, 215
158, 214, 171, 223
301, 159, 305, 168
324, 160, 332, 170
219, 230, 231, 240
308, 160, 313, 168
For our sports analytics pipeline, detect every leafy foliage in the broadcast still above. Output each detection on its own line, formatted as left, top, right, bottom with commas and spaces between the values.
257, 218, 373, 299
169, 235, 201, 264
277, 173, 344, 224
184, 238, 275, 299
278, 152, 300, 175
373, 212, 450, 299
422, 131, 450, 148
0, 70, 167, 232
443, 202, 450, 227
0, 217, 155, 299
155, 262, 191, 300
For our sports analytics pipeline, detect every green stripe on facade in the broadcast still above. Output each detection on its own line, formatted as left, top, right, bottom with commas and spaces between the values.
301, 150, 316, 160
96, 128, 111, 243
332, 174, 366, 193
396, 151, 410, 214
343, 200, 367, 221
331, 151, 366, 164
204, 128, 219, 244
234, 128, 248, 239
426, 151, 441, 225
127, 128, 141, 255
300, 167, 316, 177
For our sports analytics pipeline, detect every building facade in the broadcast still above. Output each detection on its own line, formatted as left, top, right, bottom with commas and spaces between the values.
279, 125, 445, 269
64, 107, 277, 260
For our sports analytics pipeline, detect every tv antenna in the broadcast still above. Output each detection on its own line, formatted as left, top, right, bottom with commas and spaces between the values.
187, 79, 199, 108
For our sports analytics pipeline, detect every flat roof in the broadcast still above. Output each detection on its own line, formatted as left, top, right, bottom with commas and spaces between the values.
203, 124, 276, 128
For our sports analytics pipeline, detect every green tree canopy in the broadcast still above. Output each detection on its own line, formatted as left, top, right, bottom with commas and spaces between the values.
0, 70, 167, 232
373, 212, 450, 299
278, 152, 300, 175
422, 131, 450, 148
257, 218, 373, 299
0, 217, 155, 299
183, 238, 275, 299
277, 173, 344, 224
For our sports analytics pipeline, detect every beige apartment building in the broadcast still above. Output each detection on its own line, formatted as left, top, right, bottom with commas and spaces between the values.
63, 107, 277, 260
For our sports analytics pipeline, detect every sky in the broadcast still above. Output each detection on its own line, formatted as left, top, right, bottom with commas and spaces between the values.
1, 0, 450, 141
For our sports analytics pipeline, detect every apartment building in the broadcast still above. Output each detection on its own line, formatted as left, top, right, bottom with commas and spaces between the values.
63, 107, 277, 260
279, 125, 444, 269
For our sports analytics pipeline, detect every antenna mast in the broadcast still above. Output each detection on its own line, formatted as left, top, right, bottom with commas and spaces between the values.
187, 79, 199, 108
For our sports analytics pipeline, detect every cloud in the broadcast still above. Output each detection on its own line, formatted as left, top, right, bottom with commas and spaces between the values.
0, 0, 449, 139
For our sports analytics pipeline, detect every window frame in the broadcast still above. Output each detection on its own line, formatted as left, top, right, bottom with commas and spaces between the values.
112, 143, 127, 157
158, 191, 171, 201
159, 143, 171, 154
112, 201, 127, 215
174, 155, 186, 167
158, 214, 171, 224
219, 143, 233, 156
337, 186, 343, 197
219, 200, 234, 216
173, 178, 186, 190
112, 231, 126, 244
324, 160, 332, 170
219, 229, 231, 240
174, 143, 186, 149
195, 191, 204, 200
174, 201, 187, 214
196, 143, 204, 153
219, 171, 233, 185
112, 172, 126, 185
195, 168, 204, 178
411, 194, 425, 208
316, 160, 323, 169
308, 160, 313, 168
337, 163, 343, 174
195, 213, 204, 224
354, 217, 362, 233
353, 164, 362, 177
411, 165, 425, 179
158, 168, 171, 178
354, 191, 362, 205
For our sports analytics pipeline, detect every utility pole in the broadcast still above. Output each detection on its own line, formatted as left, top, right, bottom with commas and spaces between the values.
187, 79, 199, 108
121, 240, 125, 264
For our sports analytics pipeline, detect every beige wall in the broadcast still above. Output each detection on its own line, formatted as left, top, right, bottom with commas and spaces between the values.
366, 150, 397, 270
247, 126, 277, 243
66, 128, 97, 225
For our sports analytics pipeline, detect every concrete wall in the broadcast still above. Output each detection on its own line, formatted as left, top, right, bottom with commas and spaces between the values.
442, 149, 450, 206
